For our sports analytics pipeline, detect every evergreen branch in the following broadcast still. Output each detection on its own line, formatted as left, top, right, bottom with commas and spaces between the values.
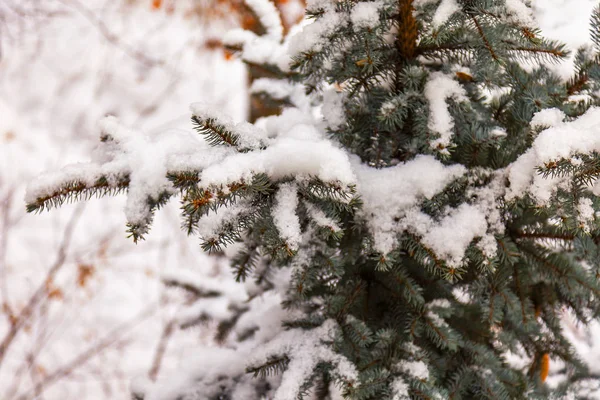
519, 242, 600, 297
336, 282, 366, 319
246, 355, 290, 378
417, 42, 470, 55
590, 6, 600, 50
162, 278, 222, 298
167, 171, 200, 191
126, 190, 172, 243
507, 46, 568, 59
26, 175, 130, 213
192, 115, 239, 148
471, 16, 499, 61
404, 234, 451, 279
231, 244, 260, 282
391, 268, 425, 307
513, 231, 575, 241
567, 73, 589, 96
512, 264, 529, 324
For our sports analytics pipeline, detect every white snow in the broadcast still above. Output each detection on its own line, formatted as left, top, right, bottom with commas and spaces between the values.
16, 1, 600, 399
247, 319, 358, 400
392, 378, 410, 399
453, 287, 471, 303
507, 107, 600, 202
530, 108, 566, 129
322, 87, 347, 130
504, 0, 536, 27
190, 102, 268, 149
199, 134, 356, 187
196, 201, 248, 242
350, 1, 383, 29
401, 360, 429, 380
26, 116, 226, 230
272, 183, 302, 250
577, 197, 595, 232
288, 8, 348, 55
429, 298, 451, 308
424, 72, 467, 152
223, 18, 291, 72
490, 127, 507, 137
246, 0, 284, 41
305, 202, 341, 232
356, 155, 466, 255
420, 204, 489, 265
432, 0, 460, 28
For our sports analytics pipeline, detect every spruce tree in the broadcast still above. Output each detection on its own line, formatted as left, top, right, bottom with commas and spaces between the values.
25, 0, 600, 398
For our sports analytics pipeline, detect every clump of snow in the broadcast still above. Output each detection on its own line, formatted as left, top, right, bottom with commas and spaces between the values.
453, 286, 471, 303
190, 102, 268, 150
432, 0, 460, 28
380, 99, 398, 118
392, 378, 410, 399
577, 197, 595, 232
401, 360, 429, 380
322, 87, 347, 130
571, 156, 584, 166
196, 201, 248, 242
426, 303, 449, 328
490, 127, 507, 137
506, 150, 566, 204
504, 0, 537, 27
25, 116, 229, 230
530, 108, 566, 129
223, 0, 293, 73
272, 183, 302, 249
419, 203, 488, 265
247, 319, 358, 400
568, 94, 593, 104
530, 108, 600, 160
305, 202, 341, 232
246, 0, 284, 41
429, 298, 451, 308
355, 155, 466, 255
289, 5, 348, 55
350, 1, 383, 29
424, 72, 467, 152
199, 134, 356, 187
507, 107, 600, 202
146, 347, 249, 400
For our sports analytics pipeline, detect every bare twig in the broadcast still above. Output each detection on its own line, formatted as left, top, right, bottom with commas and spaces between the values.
148, 319, 175, 381
53, 0, 165, 69
13, 304, 157, 400
0, 189, 14, 317
0, 204, 85, 371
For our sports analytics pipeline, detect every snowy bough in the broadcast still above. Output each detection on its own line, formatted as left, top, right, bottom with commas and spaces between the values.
24, 0, 600, 398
